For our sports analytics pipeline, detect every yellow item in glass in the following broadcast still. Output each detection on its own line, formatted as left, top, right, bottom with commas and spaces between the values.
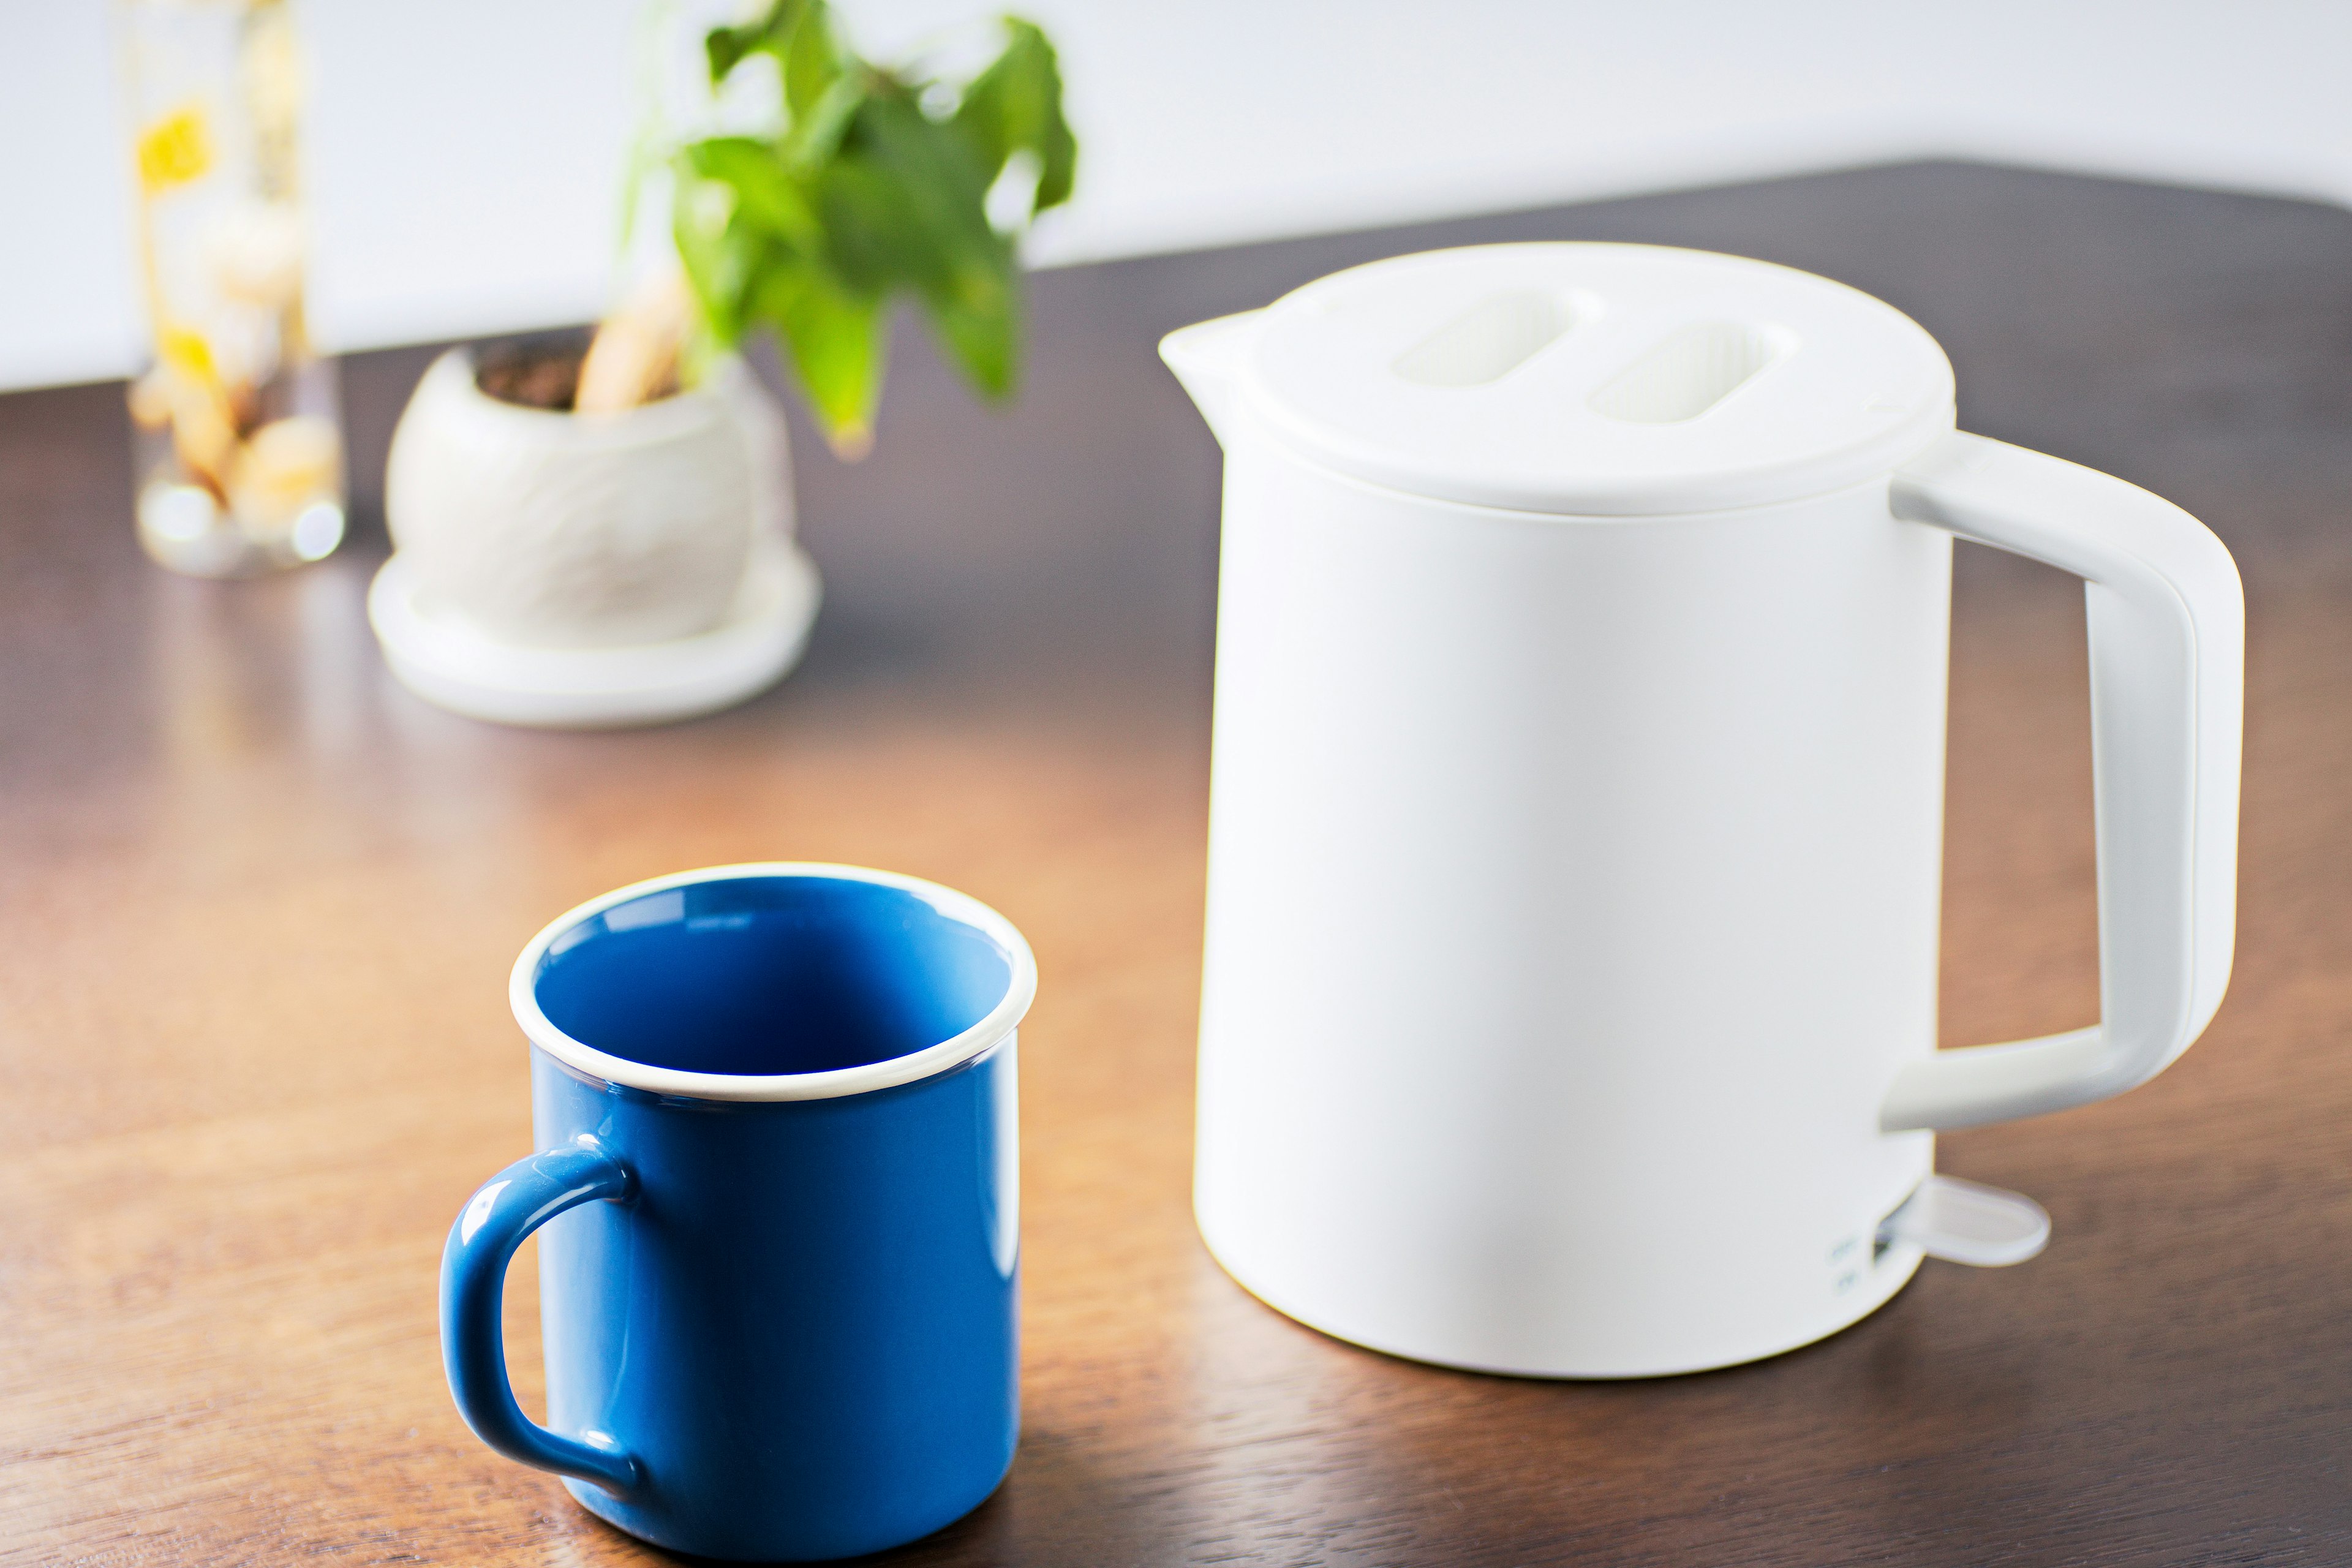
138, 102, 214, 192
157, 323, 219, 388
228, 415, 342, 527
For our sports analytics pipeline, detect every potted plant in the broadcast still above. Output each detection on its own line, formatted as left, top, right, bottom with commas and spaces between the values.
372, 0, 1074, 726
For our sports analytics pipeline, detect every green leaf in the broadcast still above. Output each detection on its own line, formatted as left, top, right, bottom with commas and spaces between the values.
814, 156, 1019, 397
781, 71, 867, 172
951, 18, 1076, 215
826, 87, 1022, 398
684, 137, 819, 246
748, 260, 887, 454
923, 275, 1020, 399
783, 4, 842, 119
704, 0, 812, 84
840, 88, 997, 266
809, 159, 937, 296
671, 165, 761, 346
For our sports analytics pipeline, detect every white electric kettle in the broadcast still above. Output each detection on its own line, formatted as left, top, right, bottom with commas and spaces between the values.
1163, 243, 2242, 1378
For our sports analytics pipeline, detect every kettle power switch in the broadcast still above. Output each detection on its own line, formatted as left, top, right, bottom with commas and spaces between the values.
1876, 1175, 2051, 1268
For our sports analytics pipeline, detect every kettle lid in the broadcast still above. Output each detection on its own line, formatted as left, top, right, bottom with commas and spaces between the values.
1239, 243, 1956, 515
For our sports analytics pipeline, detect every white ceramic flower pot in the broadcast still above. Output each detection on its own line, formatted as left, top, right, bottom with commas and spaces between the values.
371, 347, 820, 728
386, 349, 791, 649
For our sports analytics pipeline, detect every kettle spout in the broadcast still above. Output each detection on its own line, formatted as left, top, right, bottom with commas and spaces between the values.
1159, 311, 1265, 450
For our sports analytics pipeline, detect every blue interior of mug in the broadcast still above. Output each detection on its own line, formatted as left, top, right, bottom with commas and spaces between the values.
532, 876, 1015, 1076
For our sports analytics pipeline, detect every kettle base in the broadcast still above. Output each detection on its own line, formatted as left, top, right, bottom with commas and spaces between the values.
1198, 1226, 1928, 1381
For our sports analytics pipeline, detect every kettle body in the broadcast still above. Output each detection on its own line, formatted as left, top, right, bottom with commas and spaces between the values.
1167, 244, 2242, 1376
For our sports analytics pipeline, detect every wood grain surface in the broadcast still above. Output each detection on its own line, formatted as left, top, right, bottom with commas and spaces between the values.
1, 163, 2348, 1566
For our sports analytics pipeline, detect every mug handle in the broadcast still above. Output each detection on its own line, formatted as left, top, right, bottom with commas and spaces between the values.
1879, 431, 2244, 1132
439, 1138, 644, 1496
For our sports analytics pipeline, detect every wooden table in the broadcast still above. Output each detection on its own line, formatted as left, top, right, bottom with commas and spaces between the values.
3, 161, 2348, 1566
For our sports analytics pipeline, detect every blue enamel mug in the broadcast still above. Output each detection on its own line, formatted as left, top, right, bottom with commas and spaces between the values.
439, 864, 1035, 1561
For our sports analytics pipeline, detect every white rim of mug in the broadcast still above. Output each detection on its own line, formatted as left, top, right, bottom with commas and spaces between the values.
509, 862, 1039, 1102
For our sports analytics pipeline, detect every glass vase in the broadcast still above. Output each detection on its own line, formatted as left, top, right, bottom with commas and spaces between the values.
120, 0, 344, 578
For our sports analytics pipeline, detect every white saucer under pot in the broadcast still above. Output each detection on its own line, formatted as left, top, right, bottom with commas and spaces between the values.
369, 533, 821, 729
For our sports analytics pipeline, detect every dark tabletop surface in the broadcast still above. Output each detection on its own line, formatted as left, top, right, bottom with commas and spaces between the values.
1, 160, 2348, 1566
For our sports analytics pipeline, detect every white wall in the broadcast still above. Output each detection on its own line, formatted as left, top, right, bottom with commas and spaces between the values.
7, 0, 2351, 392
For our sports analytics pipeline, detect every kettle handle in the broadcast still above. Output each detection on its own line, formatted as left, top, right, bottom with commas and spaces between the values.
1879, 431, 2244, 1132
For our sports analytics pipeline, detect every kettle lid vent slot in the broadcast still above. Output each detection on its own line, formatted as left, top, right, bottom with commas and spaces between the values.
1392, 291, 1578, 388
1589, 322, 1795, 424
